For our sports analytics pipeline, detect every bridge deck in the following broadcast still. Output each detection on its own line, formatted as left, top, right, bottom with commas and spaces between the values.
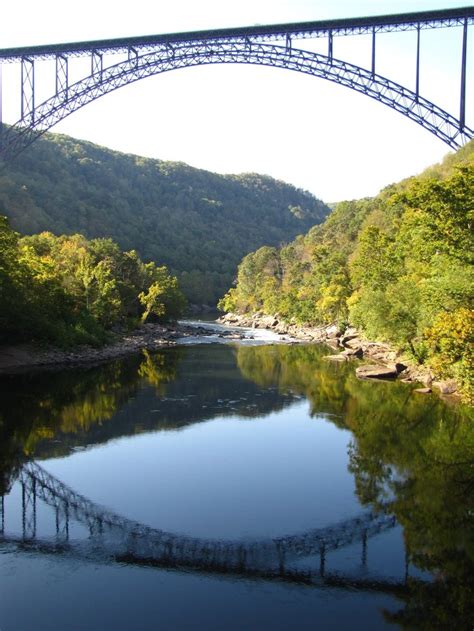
0, 7, 472, 61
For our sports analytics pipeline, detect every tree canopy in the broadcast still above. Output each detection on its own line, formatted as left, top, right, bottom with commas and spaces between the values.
220, 140, 474, 401
0, 218, 185, 346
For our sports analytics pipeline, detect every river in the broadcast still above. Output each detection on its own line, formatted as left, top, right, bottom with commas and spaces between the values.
0, 322, 472, 630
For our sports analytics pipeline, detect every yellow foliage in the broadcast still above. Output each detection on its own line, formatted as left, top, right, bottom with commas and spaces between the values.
424, 308, 474, 400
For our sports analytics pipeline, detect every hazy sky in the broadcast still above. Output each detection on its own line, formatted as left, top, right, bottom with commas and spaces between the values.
1, 0, 473, 202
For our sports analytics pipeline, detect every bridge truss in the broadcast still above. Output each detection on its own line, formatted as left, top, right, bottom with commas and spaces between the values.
0, 461, 398, 582
0, 7, 473, 161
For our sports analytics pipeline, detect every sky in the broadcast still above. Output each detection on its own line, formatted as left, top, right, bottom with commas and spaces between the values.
1, 0, 473, 202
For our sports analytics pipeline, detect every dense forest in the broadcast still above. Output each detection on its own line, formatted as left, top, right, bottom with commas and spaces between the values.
219, 141, 474, 401
0, 221, 185, 346
0, 130, 329, 304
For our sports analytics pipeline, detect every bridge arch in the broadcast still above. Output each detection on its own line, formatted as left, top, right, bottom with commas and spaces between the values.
3, 40, 472, 159
3, 460, 397, 578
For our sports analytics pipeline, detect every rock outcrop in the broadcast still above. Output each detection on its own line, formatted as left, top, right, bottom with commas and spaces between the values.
355, 365, 399, 380
218, 312, 460, 400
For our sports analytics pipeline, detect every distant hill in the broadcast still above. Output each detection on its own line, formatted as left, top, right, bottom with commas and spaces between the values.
0, 132, 329, 304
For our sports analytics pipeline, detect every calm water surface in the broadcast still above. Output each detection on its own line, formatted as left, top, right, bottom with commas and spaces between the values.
0, 328, 472, 630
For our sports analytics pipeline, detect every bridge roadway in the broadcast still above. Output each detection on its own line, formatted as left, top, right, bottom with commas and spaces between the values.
3, 461, 397, 577
0, 7, 471, 61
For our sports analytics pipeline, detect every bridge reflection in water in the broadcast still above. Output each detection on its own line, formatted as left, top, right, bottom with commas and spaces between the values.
0, 461, 407, 593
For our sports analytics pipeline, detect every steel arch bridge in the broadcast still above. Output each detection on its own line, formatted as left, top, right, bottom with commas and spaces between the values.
0, 7, 473, 161
0, 461, 398, 581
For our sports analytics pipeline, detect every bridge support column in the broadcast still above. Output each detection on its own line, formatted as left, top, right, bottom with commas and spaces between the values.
0, 63, 3, 152
55, 54, 69, 99
22, 479, 36, 539
21, 56, 35, 124
319, 544, 326, 577
361, 530, 367, 566
0, 495, 4, 534
89, 517, 104, 537
460, 18, 468, 127
55, 503, 69, 541
371, 28, 376, 76
415, 24, 421, 101
91, 51, 103, 80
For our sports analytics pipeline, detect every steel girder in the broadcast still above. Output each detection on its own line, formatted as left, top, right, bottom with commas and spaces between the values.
1, 40, 472, 162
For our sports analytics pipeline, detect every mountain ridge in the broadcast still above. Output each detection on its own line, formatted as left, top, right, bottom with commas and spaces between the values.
0, 130, 330, 303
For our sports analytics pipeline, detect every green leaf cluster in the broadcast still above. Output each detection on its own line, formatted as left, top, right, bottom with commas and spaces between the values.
0, 217, 185, 346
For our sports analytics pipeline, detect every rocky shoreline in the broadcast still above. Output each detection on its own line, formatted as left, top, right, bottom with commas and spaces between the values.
218, 312, 459, 398
0, 315, 460, 400
0, 322, 224, 373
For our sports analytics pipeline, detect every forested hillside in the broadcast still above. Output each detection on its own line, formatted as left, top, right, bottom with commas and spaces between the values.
0, 132, 329, 304
0, 220, 185, 346
219, 141, 474, 400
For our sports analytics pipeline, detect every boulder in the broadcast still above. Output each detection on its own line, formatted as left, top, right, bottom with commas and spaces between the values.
369, 350, 396, 362
432, 380, 457, 395
393, 361, 408, 373
325, 324, 341, 338
342, 346, 363, 359
414, 387, 432, 394
385, 361, 408, 374
340, 333, 360, 347
343, 327, 358, 337
421, 372, 434, 387
356, 364, 398, 380
344, 337, 363, 349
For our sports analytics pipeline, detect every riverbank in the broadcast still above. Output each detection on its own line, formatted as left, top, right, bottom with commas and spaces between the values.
218, 312, 460, 399
0, 315, 461, 402
0, 322, 227, 373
